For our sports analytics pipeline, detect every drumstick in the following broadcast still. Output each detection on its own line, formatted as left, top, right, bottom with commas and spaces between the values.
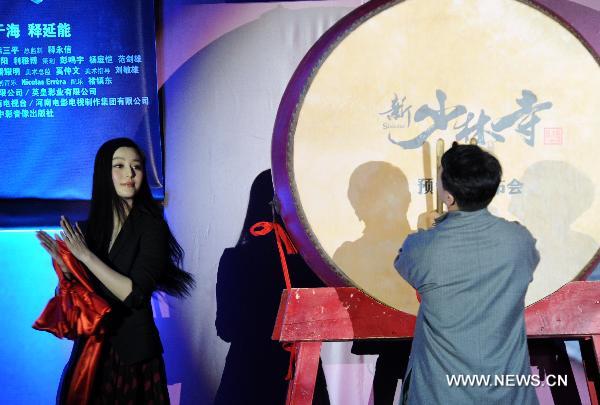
469, 137, 478, 145
436, 139, 444, 214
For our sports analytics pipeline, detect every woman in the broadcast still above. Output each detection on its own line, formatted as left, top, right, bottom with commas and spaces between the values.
215, 169, 330, 404
36, 138, 194, 404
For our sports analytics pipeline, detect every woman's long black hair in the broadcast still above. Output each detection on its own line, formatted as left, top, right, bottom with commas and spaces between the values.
85, 137, 194, 297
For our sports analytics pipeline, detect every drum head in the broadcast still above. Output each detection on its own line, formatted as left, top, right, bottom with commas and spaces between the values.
272, 0, 600, 314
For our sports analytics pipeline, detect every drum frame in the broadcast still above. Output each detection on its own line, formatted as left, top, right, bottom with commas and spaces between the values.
271, 0, 600, 296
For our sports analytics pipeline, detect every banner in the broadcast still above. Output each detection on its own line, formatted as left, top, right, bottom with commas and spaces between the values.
0, 0, 163, 199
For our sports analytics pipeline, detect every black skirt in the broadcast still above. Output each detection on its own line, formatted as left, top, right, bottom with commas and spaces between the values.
91, 343, 170, 405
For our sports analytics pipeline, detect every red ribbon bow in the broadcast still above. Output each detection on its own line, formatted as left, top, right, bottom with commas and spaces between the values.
250, 221, 299, 380
33, 240, 111, 404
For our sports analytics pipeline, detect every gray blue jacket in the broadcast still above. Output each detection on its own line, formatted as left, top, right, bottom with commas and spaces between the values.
395, 209, 540, 404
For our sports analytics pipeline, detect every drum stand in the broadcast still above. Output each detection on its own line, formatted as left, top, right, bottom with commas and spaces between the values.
273, 282, 600, 404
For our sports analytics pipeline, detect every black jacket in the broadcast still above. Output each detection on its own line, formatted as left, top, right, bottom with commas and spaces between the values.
91, 207, 167, 365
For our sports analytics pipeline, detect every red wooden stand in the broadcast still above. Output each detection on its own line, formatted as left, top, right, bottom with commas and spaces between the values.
272, 282, 600, 404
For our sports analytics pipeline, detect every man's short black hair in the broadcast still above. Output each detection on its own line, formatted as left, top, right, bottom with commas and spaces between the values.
441, 142, 502, 211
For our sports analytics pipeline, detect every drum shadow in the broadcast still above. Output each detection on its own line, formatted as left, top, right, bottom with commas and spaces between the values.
332, 161, 414, 405
214, 169, 330, 405
508, 160, 598, 281
333, 161, 414, 301
509, 160, 598, 404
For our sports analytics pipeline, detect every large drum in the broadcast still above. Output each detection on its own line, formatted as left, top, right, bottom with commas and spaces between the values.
272, 0, 600, 315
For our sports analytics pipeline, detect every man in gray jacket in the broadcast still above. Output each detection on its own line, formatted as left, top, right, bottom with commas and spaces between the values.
395, 143, 540, 404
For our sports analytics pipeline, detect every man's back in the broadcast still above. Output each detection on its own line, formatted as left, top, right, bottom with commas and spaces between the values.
395, 209, 540, 404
